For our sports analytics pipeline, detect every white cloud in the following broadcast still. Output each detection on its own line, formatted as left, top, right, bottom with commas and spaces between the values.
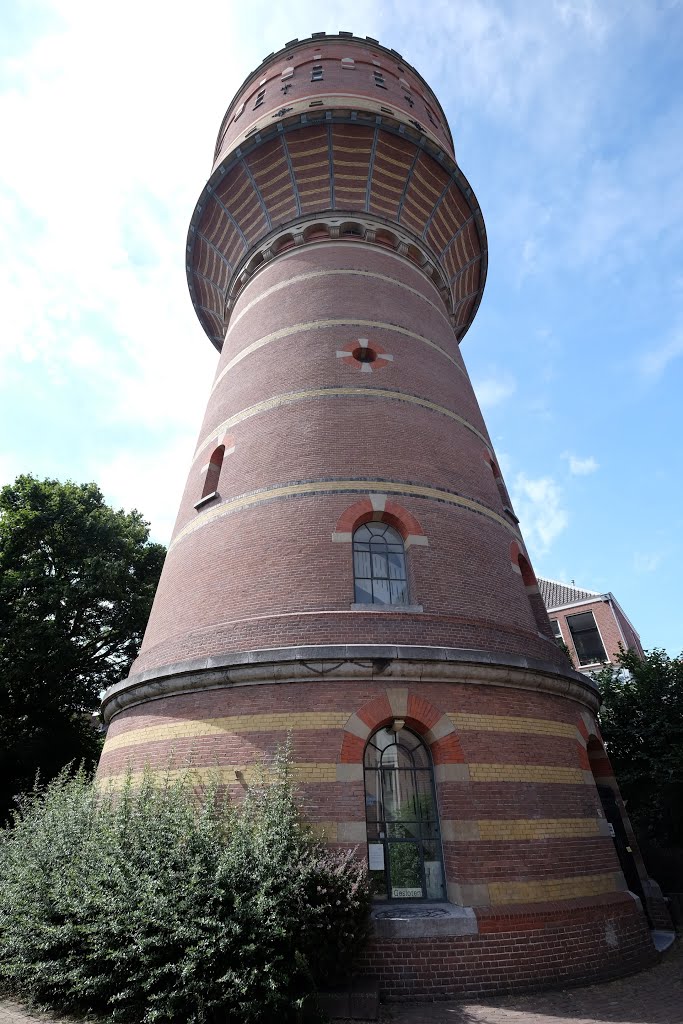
511, 472, 569, 553
638, 329, 683, 379
96, 438, 196, 546
633, 551, 663, 574
562, 452, 599, 475
472, 372, 516, 409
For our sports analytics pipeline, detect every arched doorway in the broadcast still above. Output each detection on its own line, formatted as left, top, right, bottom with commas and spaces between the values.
363, 726, 445, 900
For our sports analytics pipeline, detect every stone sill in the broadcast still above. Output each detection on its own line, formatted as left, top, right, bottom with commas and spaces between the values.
371, 901, 477, 938
350, 604, 423, 613
194, 491, 219, 510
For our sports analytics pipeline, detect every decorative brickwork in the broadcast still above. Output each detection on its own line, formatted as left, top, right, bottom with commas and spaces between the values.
98, 32, 662, 997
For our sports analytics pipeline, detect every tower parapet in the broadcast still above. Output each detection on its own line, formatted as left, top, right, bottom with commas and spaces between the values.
98, 33, 662, 997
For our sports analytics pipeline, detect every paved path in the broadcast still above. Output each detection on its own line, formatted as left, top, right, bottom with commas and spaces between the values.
1, 942, 680, 1023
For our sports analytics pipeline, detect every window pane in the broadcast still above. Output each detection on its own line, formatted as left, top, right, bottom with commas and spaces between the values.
372, 578, 391, 604
364, 770, 382, 819
354, 549, 372, 578
354, 577, 373, 603
388, 842, 423, 896
422, 843, 445, 899
567, 611, 606, 664
389, 580, 408, 604
371, 549, 389, 578
388, 551, 406, 580
549, 618, 562, 639
355, 525, 372, 541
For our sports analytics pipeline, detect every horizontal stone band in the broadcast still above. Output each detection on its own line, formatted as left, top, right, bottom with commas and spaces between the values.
212, 317, 461, 392
467, 764, 588, 784
315, 818, 605, 844
448, 713, 580, 740
487, 872, 624, 905
170, 478, 520, 549
227, 266, 454, 338
442, 818, 603, 841
97, 762, 592, 788
97, 763, 339, 789
193, 385, 488, 464
105, 712, 351, 753
105, 711, 585, 756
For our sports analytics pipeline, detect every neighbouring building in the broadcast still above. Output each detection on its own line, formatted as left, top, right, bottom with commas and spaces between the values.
539, 577, 645, 673
96, 32, 669, 998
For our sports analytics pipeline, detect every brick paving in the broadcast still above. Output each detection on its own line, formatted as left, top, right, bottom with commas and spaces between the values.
0, 941, 680, 1024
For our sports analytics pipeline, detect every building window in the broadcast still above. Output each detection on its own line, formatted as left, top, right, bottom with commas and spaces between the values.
353, 523, 408, 605
233, 102, 245, 122
364, 726, 445, 900
254, 90, 265, 109
566, 611, 607, 665
373, 70, 387, 89
201, 445, 225, 499
311, 64, 323, 81
549, 618, 562, 641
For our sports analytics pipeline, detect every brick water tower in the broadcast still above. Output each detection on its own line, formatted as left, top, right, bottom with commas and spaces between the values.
98, 33, 665, 995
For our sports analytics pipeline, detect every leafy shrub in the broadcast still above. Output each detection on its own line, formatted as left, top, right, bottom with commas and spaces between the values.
0, 754, 372, 1023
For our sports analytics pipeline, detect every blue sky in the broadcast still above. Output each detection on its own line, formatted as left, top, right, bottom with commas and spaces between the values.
1, 0, 681, 655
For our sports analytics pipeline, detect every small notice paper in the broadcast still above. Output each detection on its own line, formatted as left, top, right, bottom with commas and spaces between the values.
368, 843, 385, 870
391, 887, 423, 899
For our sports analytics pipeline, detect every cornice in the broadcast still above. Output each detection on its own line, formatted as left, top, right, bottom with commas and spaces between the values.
102, 644, 600, 724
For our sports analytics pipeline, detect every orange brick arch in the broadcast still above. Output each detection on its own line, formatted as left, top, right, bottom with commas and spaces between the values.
339, 688, 464, 765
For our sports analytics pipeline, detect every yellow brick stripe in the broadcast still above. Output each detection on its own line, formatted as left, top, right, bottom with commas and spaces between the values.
448, 713, 579, 740
193, 385, 487, 465
477, 818, 600, 840
488, 873, 621, 905
212, 317, 461, 392
97, 762, 338, 789
104, 712, 350, 754
468, 764, 587, 784
170, 478, 520, 550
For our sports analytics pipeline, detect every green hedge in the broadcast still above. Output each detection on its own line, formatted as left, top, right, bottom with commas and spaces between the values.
0, 755, 372, 1023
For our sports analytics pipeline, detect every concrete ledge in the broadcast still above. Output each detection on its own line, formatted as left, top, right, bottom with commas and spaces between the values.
101, 644, 598, 723
371, 902, 478, 939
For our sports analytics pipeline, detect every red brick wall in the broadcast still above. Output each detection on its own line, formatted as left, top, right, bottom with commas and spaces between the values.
214, 36, 454, 168
133, 242, 560, 676
358, 894, 656, 997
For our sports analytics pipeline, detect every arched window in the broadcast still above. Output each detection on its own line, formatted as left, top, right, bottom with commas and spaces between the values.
364, 727, 445, 900
202, 445, 225, 499
353, 523, 408, 605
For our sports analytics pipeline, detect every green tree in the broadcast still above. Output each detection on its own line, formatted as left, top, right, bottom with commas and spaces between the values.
0, 475, 165, 818
596, 647, 683, 848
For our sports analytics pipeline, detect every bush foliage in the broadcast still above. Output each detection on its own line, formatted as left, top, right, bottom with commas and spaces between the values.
0, 756, 372, 1023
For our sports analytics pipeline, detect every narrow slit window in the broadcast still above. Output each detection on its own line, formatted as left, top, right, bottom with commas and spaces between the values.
373, 71, 387, 89
254, 89, 265, 109
311, 64, 323, 81
202, 445, 225, 499
233, 102, 245, 122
